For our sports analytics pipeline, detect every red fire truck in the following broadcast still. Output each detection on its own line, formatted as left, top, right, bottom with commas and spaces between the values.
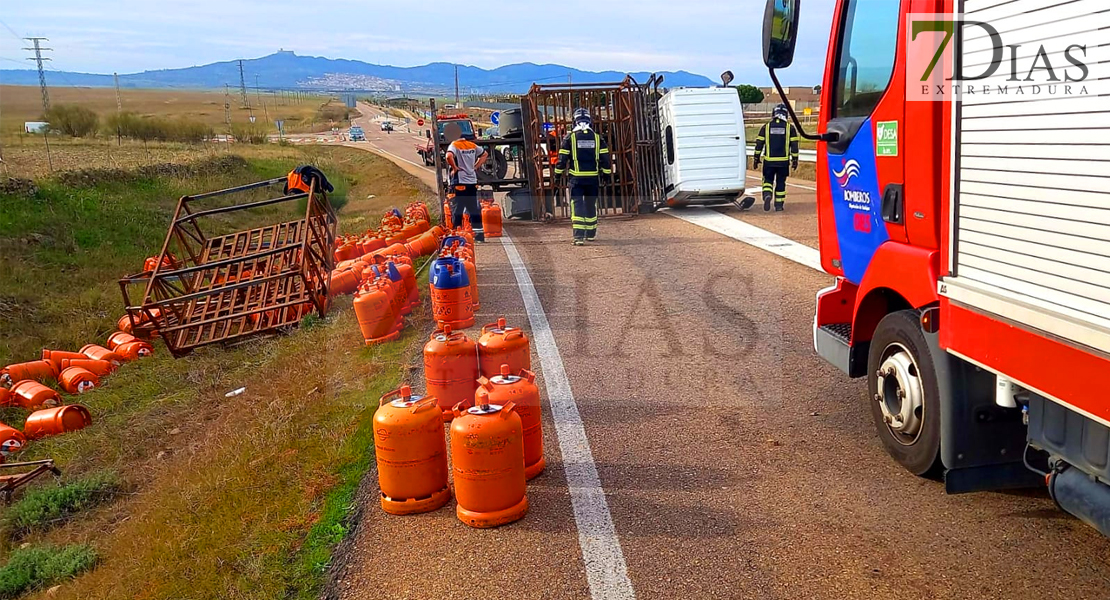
763, 0, 1110, 534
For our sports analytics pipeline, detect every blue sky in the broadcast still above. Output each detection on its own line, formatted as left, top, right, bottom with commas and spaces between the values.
0, 0, 835, 85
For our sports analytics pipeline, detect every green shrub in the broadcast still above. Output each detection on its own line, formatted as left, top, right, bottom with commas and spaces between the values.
44, 105, 100, 137
0, 544, 97, 598
3, 471, 122, 537
104, 112, 214, 144
232, 123, 267, 144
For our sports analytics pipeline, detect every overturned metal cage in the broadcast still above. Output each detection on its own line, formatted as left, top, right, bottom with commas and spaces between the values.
119, 176, 337, 357
520, 75, 666, 220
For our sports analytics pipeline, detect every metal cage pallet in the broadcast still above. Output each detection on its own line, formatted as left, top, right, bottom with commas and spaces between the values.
119, 176, 337, 357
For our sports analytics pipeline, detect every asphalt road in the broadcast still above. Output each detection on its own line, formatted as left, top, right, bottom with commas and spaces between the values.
330, 104, 1110, 600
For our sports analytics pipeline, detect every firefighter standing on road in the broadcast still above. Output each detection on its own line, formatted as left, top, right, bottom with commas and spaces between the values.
555, 108, 611, 246
752, 104, 800, 212
446, 131, 488, 242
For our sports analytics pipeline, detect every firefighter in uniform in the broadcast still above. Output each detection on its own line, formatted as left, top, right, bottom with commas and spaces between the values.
555, 108, 611, 246
752, 104, 800, 212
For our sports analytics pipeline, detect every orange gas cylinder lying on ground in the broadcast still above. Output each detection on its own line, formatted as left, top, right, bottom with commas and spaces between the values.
450, 401, 528, 528
373, 386, 451, 515
41, 350, 87, 374
423, 326, 480, 422
477, 365, 544, 480
24, 405, 92, 440
405, 231, 440, 258
59, 367, 99, 395
481, 200, 503, 238
80, 345, 123, 365
59, 359, 116, 377
0, 421, 25, 456
478, 318, 532, 378
1, 361, 58, 387
354, 278, 401, 345
9, 381, 61, 410
330, 269, 361, 297
115, 340, 153, 361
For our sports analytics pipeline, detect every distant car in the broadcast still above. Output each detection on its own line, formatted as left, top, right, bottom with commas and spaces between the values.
348, 126, 365, 141
380, 121, 394, 132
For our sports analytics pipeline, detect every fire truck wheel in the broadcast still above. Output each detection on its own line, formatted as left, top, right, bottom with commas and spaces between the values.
867, 310, 942, 477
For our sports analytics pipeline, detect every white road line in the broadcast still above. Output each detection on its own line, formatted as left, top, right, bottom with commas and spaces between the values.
365, 144, 433, 171
665, 207, 824, 273
500, 233, 636, 600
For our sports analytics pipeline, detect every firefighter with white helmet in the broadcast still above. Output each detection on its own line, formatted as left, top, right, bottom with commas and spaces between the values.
555, 108, 611, 245
752, 103, 800, 212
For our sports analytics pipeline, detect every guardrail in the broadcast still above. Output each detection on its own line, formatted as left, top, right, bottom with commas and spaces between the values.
747, 146, 818, 163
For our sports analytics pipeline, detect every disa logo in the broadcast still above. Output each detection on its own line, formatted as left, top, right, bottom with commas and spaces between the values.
834, 159, 861, 187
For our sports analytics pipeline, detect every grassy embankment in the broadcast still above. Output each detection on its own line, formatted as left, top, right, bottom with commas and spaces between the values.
0, 143, 430, 599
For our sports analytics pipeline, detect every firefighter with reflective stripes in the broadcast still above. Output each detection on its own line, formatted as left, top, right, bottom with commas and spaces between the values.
555, 108, 611, 246
752, 104, 800, 212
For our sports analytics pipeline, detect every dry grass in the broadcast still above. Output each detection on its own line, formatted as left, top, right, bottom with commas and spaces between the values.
0, 144, 436, 598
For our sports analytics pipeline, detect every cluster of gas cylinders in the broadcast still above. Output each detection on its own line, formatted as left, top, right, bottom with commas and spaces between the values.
374, 317, 541, 528
0, 330, 155, 459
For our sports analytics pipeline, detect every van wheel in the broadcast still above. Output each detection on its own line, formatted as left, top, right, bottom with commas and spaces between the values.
867, 310, 942, 476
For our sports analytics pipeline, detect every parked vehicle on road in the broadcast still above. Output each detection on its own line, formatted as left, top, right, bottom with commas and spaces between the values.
764, 0, 1110, 535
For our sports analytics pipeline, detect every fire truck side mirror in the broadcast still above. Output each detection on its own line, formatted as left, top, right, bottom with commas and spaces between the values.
763, 0, 801, 69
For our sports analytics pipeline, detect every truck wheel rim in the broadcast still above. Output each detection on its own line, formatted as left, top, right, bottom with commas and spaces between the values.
876, 343, 925, 445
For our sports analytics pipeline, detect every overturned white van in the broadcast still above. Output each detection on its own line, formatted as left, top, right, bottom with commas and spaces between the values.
658, 87, 748, 206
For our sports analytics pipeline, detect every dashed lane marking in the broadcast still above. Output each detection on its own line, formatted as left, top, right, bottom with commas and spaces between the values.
664, 207, 824, 273
500, 233, 636, 600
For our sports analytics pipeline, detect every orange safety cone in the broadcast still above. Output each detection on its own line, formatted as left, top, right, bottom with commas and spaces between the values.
477, 366, 544, 479
59, 358, 116, 377
80, 345, 123, 365
373, 386, 451, 515
1, 361, 58, 387
59, 367, 100, 395
9, 381, 61, 410
477, 317, 532, 378
450, 401, 528, 528
23, 405, 92, 440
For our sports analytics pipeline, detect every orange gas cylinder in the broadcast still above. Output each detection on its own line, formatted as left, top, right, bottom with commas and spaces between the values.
450, 401, 528, 528
9, 381, 61, 410
0, 421, 26, 456
373, 385, 451, 515
454, 224, 475, 249
80, 345, 123, 365
117, 315, 134, 334
429, 258, 475, 330
330, 268, 360, 297
477, 366, 544, 479
481, 200, 503, 238
335, 242, 359, 263
354, 279, 400, 345
59, 367, 100, 395
23, 405, 92, 440
460, 251, 480, 312
443, 200, 453, 225
1, 360, 57, 387
391, 260, 420, 314
0, 388, 7, 407
405, 231, 440, 258
41, 350, 87, 373
116, 340, 153, 361
423, 326, 479, 422
429, 225, 446, 241
106, 331, 138, 351
478, 317, 532, 378
361, 236, 386, 255
59, 359, 116, 377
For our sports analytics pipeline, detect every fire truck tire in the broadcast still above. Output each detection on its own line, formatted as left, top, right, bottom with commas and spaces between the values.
867, 310, 942, 477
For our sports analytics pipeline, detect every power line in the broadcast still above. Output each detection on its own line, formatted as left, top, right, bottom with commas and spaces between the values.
22, 37, 51, 112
